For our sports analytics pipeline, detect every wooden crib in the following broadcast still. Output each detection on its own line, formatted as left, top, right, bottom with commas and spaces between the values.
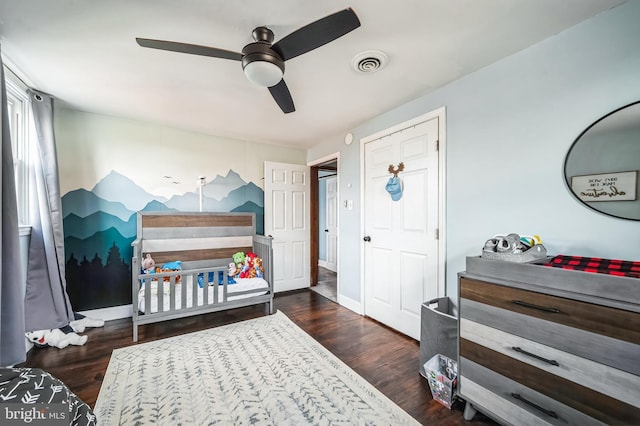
131, 211, 274, 341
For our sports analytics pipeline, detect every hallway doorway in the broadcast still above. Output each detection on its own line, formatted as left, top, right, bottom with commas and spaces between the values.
310, 156, 338, 302
310, 266, 337, 302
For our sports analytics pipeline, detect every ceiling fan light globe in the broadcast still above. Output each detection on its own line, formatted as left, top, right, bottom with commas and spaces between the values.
243, 61, 283, 87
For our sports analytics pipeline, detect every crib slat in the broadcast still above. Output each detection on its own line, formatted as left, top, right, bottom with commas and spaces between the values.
192, 273, 198, 308
145, 278, 151, 315
169, 276, 175, 311
223, 275, 228, 303
213, 272, 220, 305
181, 274, 187, 311
157, 278, 163, 313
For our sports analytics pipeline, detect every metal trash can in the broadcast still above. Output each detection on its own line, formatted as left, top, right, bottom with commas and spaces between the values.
419, 297, 458, 377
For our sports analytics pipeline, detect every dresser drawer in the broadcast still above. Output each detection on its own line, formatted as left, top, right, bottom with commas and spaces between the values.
460, 359, 605, 426
460, 277, 639, 345
460, 318, 640, 409
460, 339, 640, 425
460, 298, 640, 375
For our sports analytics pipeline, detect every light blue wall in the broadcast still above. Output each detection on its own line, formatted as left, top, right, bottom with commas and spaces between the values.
308, 2, 640, 306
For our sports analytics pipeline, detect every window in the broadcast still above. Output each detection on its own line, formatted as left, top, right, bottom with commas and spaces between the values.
4, 66, 31, 226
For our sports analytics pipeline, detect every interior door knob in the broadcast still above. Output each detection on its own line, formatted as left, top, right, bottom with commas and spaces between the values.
363, 236, 371, 242
325, 229, 329, 232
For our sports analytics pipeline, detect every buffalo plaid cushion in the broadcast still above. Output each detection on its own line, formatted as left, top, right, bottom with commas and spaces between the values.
543, 255, 640, 278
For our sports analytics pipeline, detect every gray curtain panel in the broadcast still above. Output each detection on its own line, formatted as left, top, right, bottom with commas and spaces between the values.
0, 49, 27, 366
24, 89, 75, 332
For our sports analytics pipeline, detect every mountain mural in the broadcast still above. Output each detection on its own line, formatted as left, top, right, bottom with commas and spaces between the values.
140, 199, 177, 212
62, 189, 132, 222
64, 227, 135, 266
62, 168, 264, 311
63, 211, 136, 240
231, 201, 264, 235
92, 170, 159, 211
164, 191, 202, 211
218, 182, 264, 210
203, 169, 247, 200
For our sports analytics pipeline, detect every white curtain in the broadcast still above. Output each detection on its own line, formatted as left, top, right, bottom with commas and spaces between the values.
0, 47, 27, 366
24, 89, 75, 332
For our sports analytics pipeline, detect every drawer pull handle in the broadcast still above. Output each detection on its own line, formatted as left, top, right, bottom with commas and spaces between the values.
512, 300, 560, 313
512, 346, 560, 366
511, 393, 558, 419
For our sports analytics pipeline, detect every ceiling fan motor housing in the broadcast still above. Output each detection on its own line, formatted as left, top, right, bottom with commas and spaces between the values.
241, 37, 285, 87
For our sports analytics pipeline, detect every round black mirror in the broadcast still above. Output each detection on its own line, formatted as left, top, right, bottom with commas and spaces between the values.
564, 101, 640, 221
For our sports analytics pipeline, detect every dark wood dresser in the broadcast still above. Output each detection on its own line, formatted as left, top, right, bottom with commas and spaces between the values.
458, 256, 640, 425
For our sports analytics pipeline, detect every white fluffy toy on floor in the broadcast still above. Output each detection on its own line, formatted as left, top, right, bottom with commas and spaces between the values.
25, 329, 87, 349
70, 315, 105, 333
25, 314, 105, 349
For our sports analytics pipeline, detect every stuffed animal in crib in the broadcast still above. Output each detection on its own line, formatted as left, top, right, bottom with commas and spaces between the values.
157, 260, 182, 282
240, 252, 257, 278
239, 257, 251, 278
232, 252, 245, 272
252, 257, 264, 278
141, 253, 155, 273
25, 329, 88, 349
228, 262, 238, 280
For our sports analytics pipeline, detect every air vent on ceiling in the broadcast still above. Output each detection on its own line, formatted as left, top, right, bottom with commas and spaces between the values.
351, 50, 388, 73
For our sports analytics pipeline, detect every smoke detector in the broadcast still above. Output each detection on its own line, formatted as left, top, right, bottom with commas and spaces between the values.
351, 50, 388, 73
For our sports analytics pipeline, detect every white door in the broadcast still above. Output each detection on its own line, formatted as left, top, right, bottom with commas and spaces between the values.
324, 176, 338, 272
264, 161, 310, 292
363, 117, 440, 340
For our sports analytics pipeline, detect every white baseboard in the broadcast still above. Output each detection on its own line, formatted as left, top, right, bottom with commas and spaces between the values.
78, 305, 133, 321
337, 294, 362, 315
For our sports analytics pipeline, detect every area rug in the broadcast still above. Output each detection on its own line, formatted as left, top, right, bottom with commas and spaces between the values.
94, 311, 419, 425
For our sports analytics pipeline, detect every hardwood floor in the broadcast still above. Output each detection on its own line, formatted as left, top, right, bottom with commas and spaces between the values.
19, 290, 495, 425
309, 266, 337, 302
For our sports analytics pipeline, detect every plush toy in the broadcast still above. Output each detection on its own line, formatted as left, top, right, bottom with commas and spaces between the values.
238, 252, 256, 278
162, 260, 182, 270
225, 262, 237, 284
141, 253, 155, 273
232, 252, 245, 271
156, 260, 182, 282
253, 257, 264, 278
239, 252, 258, 278
69, 313, 104, 333
228, 262, 238, 279
197, 272, 215, 288
25, 329, 88, 349
239, 257, 251, 278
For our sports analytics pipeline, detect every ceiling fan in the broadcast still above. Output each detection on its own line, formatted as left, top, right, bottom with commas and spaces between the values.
136, 8, 361, 114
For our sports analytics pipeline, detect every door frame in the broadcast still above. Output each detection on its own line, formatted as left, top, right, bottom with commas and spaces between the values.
309, 153, 340, 288
359, 107, 447, 311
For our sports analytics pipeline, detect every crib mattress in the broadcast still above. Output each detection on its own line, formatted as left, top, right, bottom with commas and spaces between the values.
138, 277, 269, 314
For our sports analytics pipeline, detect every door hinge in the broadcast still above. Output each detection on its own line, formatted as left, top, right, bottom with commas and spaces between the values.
436, 140, 439, 151
435, 228, 439, 240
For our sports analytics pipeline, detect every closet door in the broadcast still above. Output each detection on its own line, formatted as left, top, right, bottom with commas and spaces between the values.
362, 117, 440, 340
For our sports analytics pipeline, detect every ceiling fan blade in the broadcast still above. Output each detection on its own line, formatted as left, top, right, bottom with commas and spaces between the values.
136, 38, 243, 61
271, 8, 361, 61
268, 80, 295, 113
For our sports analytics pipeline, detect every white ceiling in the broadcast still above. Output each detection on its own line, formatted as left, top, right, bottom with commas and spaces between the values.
0, 0, 624, 149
